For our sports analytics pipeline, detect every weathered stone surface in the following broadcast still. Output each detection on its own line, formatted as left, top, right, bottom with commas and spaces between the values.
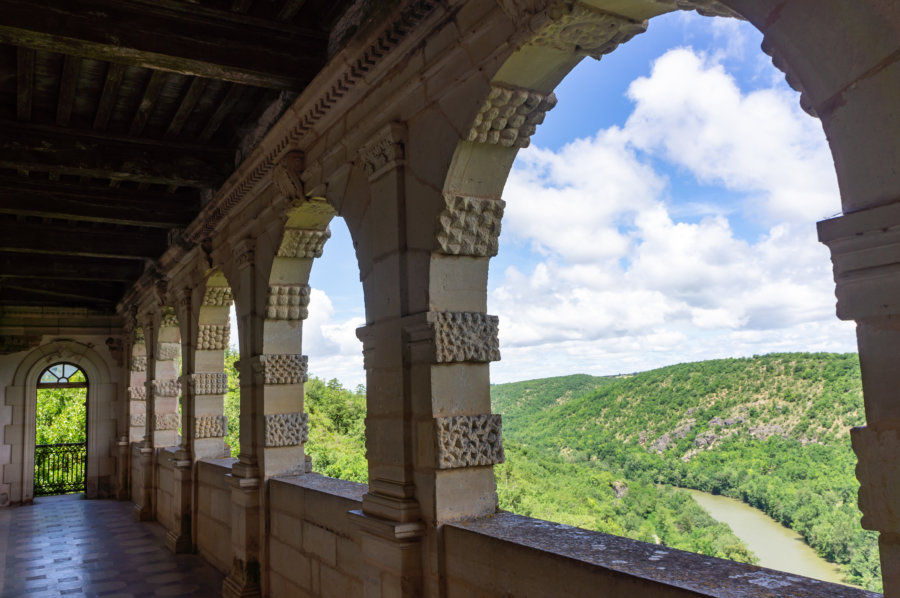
435, 414, 504, 468
437, 195, 504, 257
197, 325, 229, 350
530, 3, 646, 60
853, 425, 900, 533
428, 312, 500, 363
152, 378, 181, 397
155, 413, 180, 431
131, 356, 147, 372
128, 386, 146, 401
467, 85, 557, 148
252, 354, 308, 384
359, 124, 405, 177
203, 286, 234, 307
265, 412, 309, 447
131, 414, 145, 427
662, 0, 743, 20
160, 307, 178, 328
195, 415, 228, 439
267, 285, 310, 321
277, 229, 330, 258
185, 372, 228, 395
158, 342, 180, 361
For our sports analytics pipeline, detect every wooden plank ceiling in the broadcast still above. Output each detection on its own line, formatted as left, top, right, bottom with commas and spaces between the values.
0, 0, 352, 310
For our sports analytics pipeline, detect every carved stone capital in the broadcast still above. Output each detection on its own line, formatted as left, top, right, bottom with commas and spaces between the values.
852, 424, 900, 533
195, 415, 228, 439
184, 372, 229, 396
160, 307, 178, 328
202, 286, 233, 307
267, 284, 311, 321
435, 414, 505, 469
131, 356, 147, 372
359, 122, 406, 179
250, 354, 309, 384
133, 326, 145, 345
761, 35, 816, 116
155, 413, 180, 431
128, 386, 147, 401
277, 228, 331, 258
152, 378, 181, 398
663, 0, 743, 20
530, 2, 646, 61
158, 342, 180, 361
467, 84, 557, 148
197, 325, 230, 350
264, 412, 309, 447
427, 311, 501, 363
436, 195, 505, 257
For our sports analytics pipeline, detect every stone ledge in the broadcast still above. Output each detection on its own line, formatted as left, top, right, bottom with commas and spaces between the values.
447, 512, 879, 598
270, 473, 368, 503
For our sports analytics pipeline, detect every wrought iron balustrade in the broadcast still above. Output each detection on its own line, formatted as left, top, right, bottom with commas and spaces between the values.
34, 442, 86, 496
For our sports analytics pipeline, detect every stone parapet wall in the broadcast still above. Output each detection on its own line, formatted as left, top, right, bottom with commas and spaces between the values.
268, 474, 367, 598
196, 458, 236, 574
154, 448, 176, 534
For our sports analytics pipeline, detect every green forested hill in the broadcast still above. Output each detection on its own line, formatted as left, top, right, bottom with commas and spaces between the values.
492, 353, 880, 591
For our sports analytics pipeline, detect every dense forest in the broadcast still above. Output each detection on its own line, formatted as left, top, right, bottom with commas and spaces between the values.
493, 353, 879, 591
222, 351, 881, 591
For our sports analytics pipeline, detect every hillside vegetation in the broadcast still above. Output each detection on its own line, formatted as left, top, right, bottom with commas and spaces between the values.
493, 353, 879, 591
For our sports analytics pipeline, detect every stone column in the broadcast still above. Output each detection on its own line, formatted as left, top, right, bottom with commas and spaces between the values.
133, 314, 158, 522
153, 307, 182, 449
819, 202, 900, 596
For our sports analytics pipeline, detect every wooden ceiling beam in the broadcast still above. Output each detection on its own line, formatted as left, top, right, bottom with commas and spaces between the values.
0, 252, 143, 282
93, 63, 126, 131
0, 0, 326, 91
16, 47, 34, 121
0, 120, 231, 188
0, 220, 168, 260
56, 56, 81, 127
0, 184, 198, 228
129, 71, 168, 137
0, 279, 123, 304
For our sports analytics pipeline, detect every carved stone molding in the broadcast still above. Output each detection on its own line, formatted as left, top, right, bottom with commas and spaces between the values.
277, 228, 331, 258
131, 414, 146, 427
160, 307, 178, 328
359, 122, 406, 178
428, 312, 501, 363
852, 425, 900, 533
158, 342, 180, 361
234, 238, 256, 271
435, 414, 505, 469
436, 195, 505, 257
195, 415, 228, 439
185, 372, 229, 396
152, 378, 181, 398
197, 325, 230, 350
467, 85, 557, 148
155, 413, 180, 431
128, 386, 147, 401
264, 412, 309, 447
134, 327, 145, 344
203, 286, 234, 307
530, 2, 646, 61
267, 285, 311, 321
272, 151, 306, 204
662, 0, 743, 20
251, 354, 309, 384
131, 356, 147, 372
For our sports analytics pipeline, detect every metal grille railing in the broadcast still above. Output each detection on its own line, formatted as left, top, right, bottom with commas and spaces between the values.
34, 442, 86, 496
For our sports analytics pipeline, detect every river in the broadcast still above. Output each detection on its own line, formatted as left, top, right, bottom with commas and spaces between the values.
684, 488, 850, 586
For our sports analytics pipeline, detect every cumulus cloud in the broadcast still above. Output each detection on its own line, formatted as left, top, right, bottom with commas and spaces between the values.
490, 46, 855, 382
304, 289, 366, 387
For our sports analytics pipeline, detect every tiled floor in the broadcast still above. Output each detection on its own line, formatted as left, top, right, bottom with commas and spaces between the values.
0, 494, 223, 597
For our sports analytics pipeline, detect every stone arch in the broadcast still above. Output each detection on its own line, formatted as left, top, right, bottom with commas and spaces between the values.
5, 339, 116, 503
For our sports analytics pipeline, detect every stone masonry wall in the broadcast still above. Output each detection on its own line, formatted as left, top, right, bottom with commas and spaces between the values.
268, 475, 367, 598
196, 458, 236, 574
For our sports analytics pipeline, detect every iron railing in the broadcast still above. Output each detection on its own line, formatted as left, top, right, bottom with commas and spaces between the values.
34, 442, 86, 496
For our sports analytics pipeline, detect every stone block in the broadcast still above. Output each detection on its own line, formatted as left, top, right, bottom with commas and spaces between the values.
271, 510, 304, 545
270, 536, 312, 589
302, 521, 338, 567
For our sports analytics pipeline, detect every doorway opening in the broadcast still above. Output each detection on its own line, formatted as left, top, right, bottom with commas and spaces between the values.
34, 363, 87, 497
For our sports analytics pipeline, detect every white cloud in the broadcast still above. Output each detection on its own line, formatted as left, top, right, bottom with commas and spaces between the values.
490, 46, 855, 382
304, 289, 366, 387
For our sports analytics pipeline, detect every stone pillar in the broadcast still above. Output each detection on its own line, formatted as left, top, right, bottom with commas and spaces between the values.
133, 314, 158, 522
819, 203, 900, 596
154, 307, 182, 448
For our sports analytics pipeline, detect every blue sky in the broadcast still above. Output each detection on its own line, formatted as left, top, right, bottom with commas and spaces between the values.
253, 10, 856, 387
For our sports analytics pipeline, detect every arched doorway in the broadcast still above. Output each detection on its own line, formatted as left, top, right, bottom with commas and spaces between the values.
34, 363, 88, 497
